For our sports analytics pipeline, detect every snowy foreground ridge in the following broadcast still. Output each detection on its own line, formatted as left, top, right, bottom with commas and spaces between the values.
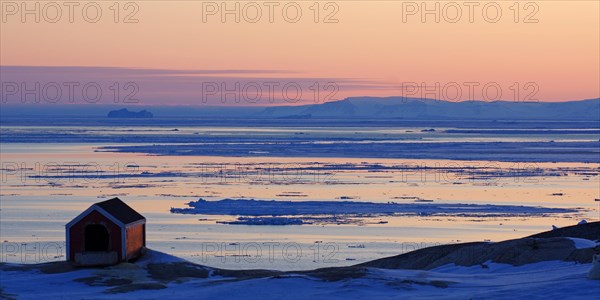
1, 222, 599, 299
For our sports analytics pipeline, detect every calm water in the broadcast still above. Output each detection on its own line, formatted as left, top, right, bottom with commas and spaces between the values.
1, 126, 599, 270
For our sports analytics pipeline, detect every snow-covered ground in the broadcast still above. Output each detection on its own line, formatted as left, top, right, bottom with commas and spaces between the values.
567, 237, 599, 249
2, 249, 599, 299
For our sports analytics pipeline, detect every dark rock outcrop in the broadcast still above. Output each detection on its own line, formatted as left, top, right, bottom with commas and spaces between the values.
358, 222, 600, 270
527, 221, 600, 241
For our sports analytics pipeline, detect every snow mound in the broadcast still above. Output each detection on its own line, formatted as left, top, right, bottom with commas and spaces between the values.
567, 238, 598, 249
135, 249, 188, 266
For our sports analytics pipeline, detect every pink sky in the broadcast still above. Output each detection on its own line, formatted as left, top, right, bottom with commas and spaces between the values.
1, 1, 598, 105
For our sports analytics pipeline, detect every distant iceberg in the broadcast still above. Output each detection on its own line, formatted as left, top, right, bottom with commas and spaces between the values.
107, 108, 153, 118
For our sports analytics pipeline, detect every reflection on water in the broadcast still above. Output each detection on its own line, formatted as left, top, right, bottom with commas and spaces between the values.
1, 126, 599, 270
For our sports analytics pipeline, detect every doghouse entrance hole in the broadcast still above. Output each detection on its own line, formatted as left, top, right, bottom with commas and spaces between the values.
84, 224, 109, 251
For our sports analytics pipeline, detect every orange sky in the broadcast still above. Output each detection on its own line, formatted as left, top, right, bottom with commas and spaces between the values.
1, 1, 599, 103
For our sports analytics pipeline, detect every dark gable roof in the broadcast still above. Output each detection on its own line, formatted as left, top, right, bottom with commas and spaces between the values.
95, 198, 145, 225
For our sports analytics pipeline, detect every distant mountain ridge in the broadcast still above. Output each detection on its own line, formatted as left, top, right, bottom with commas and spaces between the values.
259, 97, 600, 120
1, 98, 599, 121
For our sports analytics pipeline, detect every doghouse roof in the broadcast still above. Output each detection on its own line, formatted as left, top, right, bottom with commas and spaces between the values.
66, 197, 145, 229
94, 198, 145, 224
